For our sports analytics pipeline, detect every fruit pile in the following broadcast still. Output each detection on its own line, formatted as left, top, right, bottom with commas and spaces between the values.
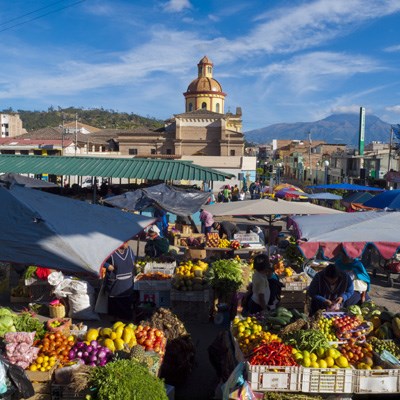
34, 332, 75, 366
232, 316, 280, 355
270, 254, 285, 275
135, 272, 171, 281
88, 322, 137, 352
29, 355, 57, 372
172, 260, 209, 291
317, 316, 337, 341
230, 240, 241, 250
134, 325, 166, 355
369, 337, 400, 358
206, 233, 220, 247
339, 341, 375, 369
332, 315, 363, 339
218, 238, 231, 248
293, 347, 350, 369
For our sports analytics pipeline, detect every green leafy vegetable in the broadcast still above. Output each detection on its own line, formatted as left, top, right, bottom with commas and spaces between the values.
12, 311, 46, 340
88, 359, 168, 400
282, 329, 330, 354
206, 259, 243, 301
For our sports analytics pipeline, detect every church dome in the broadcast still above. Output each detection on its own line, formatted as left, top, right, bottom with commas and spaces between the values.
186, 77, 223, 93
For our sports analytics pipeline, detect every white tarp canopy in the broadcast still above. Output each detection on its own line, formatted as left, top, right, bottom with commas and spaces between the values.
291, 211, 400, 260
203, 198, 343, 216
0, 184, 155, 275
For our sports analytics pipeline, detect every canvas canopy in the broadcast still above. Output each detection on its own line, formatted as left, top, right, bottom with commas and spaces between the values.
291, 211, 400, 260
306, 183, 384, 191
0, 173, 57, 188
363, 189, 400, 210
103, 183, 210, 216
0, 184, 155, 275
203, 198, 343, 217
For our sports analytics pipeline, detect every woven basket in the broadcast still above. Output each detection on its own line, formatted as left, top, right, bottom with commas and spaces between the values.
49, 304, 66, 318
47, 318, 72, 337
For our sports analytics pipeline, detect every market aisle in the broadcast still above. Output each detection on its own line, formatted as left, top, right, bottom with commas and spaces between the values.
174, 321, 227, 400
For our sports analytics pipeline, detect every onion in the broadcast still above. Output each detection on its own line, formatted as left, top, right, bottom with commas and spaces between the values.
86, 346, 93, 353
89, 362, 96, 367
99, 358, 107, 366
97, 350, 106, 359
76, 351, 83, 358
68, 350, 76, 360
77, 342, 85, 349
90, 355, 97, 363
90, 340, 98, 349
83, 351, 89, 358
103, 347, 111, 354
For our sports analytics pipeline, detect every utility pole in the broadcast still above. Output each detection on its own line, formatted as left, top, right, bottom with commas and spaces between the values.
388, 127, 393, 174
308, 131, 312, 182
75, 113, 78, 156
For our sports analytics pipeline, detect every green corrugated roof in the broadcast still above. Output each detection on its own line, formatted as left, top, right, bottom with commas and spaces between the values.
0, 154, 234, 181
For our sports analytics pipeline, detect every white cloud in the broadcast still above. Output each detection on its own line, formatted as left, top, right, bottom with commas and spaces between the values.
331, 105, 363, 114
386, 105, 400, 113
384, 44, 400, 52
163, 0, 192, 13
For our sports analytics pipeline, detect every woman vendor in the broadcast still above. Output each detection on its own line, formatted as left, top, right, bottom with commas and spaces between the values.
307, 263, 354, 316
103, 242, 136, 320
335, 249, 370, 304
246, 254, 275, 314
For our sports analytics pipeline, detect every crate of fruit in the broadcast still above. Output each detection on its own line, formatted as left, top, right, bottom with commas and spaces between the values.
301, 367, 353, 393
26, 361, 59, 382
246, 363, 302, 392
134, 272, 173, 290
144, 261, 176, 275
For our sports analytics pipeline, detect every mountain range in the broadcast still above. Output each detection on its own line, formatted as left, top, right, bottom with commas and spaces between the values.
244, 114, 394, 146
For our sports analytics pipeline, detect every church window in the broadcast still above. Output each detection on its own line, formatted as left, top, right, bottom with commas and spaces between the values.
166, 149, 172, 155
188, 103, 193, 112
215, 103, 220, 113
201, 102, 207, 109
129, 148, 138, 155
230, 150, 236, 156
151, 149, 156, 155
207, 66, 212, 74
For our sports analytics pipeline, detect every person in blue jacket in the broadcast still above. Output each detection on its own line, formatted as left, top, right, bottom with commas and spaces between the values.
335, 250, 370, 304
307, 263, 354, 316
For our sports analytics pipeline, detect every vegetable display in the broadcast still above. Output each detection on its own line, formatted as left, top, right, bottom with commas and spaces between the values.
282, 329, 330, 354
13, 311, 46, 341
69, 340, 113, 367
4, 332, 39, 370
248, 342, 297, 366
0, 308, 16, 337
84, 359, 168, 400
206, 259, 243, 300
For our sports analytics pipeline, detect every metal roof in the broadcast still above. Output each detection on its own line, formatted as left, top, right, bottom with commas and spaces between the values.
0, 154, 235, 181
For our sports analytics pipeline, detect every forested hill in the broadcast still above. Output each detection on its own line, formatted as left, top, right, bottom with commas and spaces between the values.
1, 107, 164, 131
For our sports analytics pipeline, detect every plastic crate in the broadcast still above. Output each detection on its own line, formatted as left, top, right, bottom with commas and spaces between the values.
246, 363, 301, 392
353, 368, 400, 393
170, 289, 211, 302
301, 367, 353, 393
144, 261, 176, 275
134, 277, 172, 291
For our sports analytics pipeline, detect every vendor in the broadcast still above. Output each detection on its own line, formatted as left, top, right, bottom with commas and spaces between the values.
246, 254, 275, 314
212, 221, 240, 240
307, 263, 354, 316
335, 249, 370, 304
103, 242, 136, 320
199, 208, 214, 234
144, 225, 170, 257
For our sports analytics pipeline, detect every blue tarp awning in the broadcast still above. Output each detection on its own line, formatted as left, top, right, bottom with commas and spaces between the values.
363, 189, 400, 210
342, 192, 374, 205
306, 183, 384, 191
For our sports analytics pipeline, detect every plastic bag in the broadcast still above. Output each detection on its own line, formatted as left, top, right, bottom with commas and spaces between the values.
0, 360, 7, 395
221, 362, 256, 400
0, 356, 34, 399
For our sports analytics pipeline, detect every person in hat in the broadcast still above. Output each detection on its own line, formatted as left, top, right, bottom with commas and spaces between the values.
144, 225, 170, 258
212, 221, 240, 241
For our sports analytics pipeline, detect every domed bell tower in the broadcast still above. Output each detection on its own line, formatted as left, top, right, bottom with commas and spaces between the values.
184, 56, 226, 114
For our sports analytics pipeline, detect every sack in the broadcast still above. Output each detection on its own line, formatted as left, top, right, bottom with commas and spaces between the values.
67, 281, 99, 321
95, 281, 109, 314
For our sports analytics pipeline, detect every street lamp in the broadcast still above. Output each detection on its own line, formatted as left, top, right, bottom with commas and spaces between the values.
323, 160, 330, 184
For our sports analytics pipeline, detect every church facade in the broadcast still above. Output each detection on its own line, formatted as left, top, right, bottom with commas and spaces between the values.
118, 56, 245, 158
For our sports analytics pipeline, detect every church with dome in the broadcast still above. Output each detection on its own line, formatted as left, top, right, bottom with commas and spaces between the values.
118, 56, 245, 158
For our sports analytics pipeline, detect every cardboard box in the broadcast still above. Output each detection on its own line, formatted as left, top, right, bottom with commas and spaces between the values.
26, 362, 58, 382
186, 248, 207, 260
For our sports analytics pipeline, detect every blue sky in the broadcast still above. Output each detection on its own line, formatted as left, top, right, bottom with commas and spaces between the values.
1, 0, 400, 132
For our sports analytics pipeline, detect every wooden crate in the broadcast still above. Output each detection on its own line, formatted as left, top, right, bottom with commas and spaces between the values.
279, 290, 307, 311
